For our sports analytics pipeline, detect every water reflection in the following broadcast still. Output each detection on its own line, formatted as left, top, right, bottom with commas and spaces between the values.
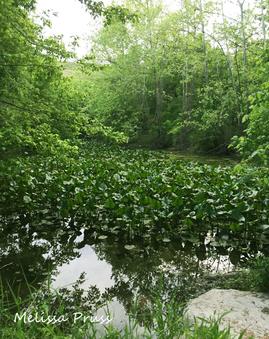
54, 245, 114, 292
0, 215, 267, 327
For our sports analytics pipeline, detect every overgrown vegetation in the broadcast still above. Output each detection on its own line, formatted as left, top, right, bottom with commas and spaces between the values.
1, 0, 269, 337
206, 256, 269, 293
1, 145, 269, 241
1, 0, 269, 164
76, 0, 269, 165
0, 0, 126, 160
0, 275, 238, 339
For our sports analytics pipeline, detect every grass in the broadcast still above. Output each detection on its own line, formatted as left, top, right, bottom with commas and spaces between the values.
1, 144, 267, 337
206, 256, 269, 294
2, 255, 267, 338
0, 274, 245, 339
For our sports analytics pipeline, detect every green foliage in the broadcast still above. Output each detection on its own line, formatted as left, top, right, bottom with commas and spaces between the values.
233, 46, 269, 165
0, 0, 75, 157
248, 256, 269, 292
2, 0, 267, 159
0, 0, 127, 160
76, 0, 268, 154
1, 145, 268, 240
214, 255, 269, 293
2, 0, 269, 159
1, 1, 269, 337
79, 0, 138, 25
0, 275, 238, 339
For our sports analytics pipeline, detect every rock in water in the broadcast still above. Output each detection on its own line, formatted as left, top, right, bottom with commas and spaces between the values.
185, 289, 269, 338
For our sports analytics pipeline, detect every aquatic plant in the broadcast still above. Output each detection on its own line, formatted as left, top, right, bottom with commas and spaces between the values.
1, 145, 268, 243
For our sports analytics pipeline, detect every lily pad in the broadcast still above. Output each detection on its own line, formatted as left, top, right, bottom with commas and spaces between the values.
23, 195, 32, 203
98, 235, 108, 240
124, 245, 136, 250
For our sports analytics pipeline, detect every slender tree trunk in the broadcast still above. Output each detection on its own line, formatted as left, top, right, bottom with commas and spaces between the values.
234, 48, 244, 132
238, 0, 248, 69
261, 0, 267, 48
182, 59, 189, 112
199, 0, 208, 83
238, 0, 249, 116
221, 0, 244, 128
155, 72, 163, 141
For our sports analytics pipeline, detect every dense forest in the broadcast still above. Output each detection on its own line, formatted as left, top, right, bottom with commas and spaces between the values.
1, 0, 269, 162
1, 0, 269, 338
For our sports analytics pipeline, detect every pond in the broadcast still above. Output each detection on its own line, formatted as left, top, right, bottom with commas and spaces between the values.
161, 150, 238, 166
0, 216, 265, 329
1, 147, 268, 330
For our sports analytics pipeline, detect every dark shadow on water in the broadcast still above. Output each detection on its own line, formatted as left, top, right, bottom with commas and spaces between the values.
1, 215, 268, 327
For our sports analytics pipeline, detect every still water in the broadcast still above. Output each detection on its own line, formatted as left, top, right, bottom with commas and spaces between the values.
1, 215, 263, 328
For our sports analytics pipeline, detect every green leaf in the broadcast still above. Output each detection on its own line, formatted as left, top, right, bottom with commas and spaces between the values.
98, 235, 108, 240
124, 245, 136, 250
23, 195, 32, 204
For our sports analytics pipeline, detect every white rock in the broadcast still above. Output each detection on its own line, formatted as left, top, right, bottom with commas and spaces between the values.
185, 289, 269, 338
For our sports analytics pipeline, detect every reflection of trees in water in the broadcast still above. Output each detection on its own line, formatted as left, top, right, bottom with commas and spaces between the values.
0, 216, 81, 299
1, 216, 266, 324
80, 228, 266, 324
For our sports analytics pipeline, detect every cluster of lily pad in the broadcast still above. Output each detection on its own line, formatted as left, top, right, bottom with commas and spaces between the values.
1, 144, 269, 242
